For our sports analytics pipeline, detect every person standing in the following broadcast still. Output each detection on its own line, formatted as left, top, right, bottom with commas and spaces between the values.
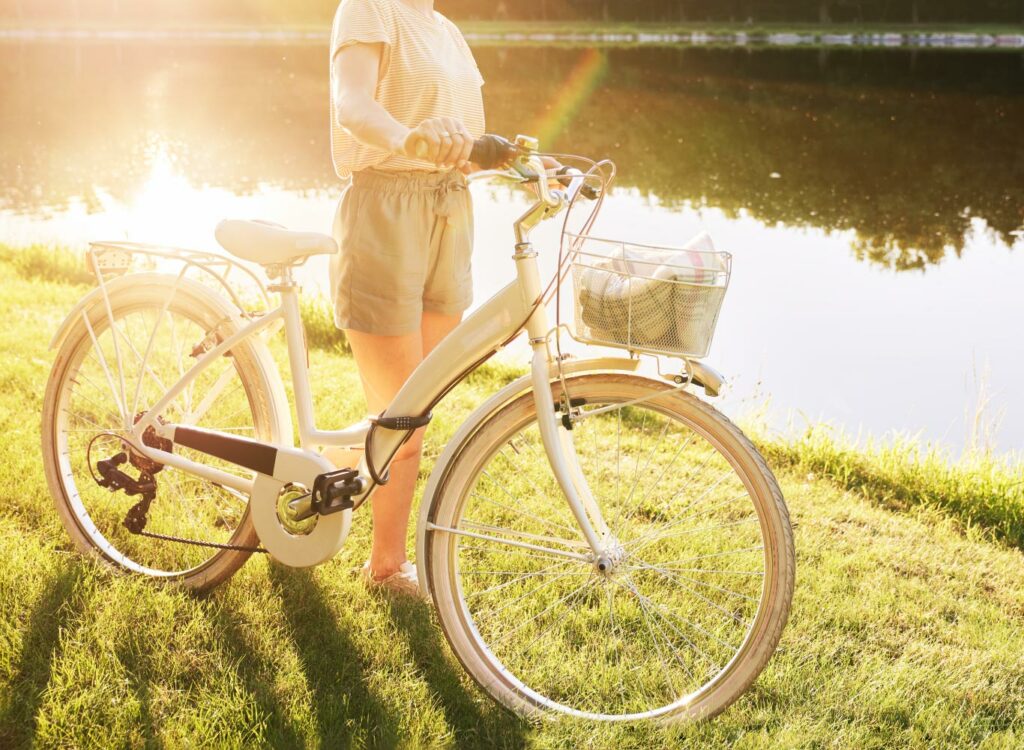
325, 0, 485, 596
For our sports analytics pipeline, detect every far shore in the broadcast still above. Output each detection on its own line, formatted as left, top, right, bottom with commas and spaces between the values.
0, 19, 1021, 50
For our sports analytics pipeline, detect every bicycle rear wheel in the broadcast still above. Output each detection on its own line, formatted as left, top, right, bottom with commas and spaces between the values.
41, 276, 287, 592
425, 373, 794, 722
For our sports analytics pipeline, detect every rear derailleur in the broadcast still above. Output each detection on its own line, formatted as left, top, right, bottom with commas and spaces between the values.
94, 452, 157, 533
93, 419, 172, 534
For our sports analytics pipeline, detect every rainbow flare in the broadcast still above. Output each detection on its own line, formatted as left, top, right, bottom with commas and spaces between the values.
533, 48, 609, 149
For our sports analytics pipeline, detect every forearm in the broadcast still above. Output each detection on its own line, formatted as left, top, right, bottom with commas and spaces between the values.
331, 45, 474, 169
334, 91, 410, 155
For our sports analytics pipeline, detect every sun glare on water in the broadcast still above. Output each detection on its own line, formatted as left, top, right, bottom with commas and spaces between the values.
95, 143, 237, 249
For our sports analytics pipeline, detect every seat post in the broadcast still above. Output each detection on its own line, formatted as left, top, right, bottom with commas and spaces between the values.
266, 263, 297, 292
275, 267, 319, 448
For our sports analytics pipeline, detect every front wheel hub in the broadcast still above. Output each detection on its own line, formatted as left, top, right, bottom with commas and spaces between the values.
593, 539, 627, 577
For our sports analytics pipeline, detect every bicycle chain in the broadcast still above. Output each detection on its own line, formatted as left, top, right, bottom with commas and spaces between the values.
89, 428, 269, 554
135, 528, 267, 553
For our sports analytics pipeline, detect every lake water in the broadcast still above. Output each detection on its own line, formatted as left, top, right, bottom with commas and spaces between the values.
1, 41, 1022, 455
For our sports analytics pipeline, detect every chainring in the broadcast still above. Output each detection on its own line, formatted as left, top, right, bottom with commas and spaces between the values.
249, 451, 351, 567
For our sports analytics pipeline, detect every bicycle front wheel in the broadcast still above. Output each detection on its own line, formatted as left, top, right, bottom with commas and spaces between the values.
425, 373, 794, 723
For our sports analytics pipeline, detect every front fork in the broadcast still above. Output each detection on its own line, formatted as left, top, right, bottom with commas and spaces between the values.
514, 174, 617, 565
529, 343, 613, 561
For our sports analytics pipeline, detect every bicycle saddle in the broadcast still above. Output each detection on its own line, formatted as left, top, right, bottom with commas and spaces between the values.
215, 219, 337, 266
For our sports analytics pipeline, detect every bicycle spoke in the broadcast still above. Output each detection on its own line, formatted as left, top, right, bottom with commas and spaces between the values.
457, 543, 588, 565
184, 363, 242, 425
657, 545, 765, 566
613, 418, 687, 538
53, 300, 262, 578
435, 381, 790, 720
81, 311, 126, 423
481, 567, 589, 623
464, 559, 575, 600
632, 580, 738, 656
472, 476, 581, 538
619, 576, 726, 672
630, 578, 683, 699
63, 383, 121, 429
459, 519, 589, 549
169, 312, 191, 414
622, 565, 764, 577
432, 525, 590, 562
628, 559, 760, 603
629, 516, 760, 557
488, 575, 597, 648
624, 473, 747, 551
129, 284, 178, 417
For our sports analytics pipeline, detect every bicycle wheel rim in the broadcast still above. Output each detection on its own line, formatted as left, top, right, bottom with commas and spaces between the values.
49, 300, 265, 578
431, 379, 788, 721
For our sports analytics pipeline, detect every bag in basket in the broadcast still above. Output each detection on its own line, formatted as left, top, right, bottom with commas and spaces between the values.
576, 231, 727, 355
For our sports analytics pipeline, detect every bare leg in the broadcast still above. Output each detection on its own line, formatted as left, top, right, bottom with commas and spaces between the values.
327, 309, 460, 579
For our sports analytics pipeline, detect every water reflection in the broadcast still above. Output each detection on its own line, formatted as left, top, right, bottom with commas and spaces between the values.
0, 41, 1022, 453
1, 42, 1021, 267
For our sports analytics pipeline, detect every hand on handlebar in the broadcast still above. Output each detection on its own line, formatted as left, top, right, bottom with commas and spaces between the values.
404, 117, 474, 168
454, 134, 600, 201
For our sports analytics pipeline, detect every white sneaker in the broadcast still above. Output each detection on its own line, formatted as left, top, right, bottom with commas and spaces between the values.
361, 560, 428, 601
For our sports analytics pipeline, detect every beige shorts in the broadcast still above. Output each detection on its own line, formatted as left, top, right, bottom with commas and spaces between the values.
329, 168, 474, 336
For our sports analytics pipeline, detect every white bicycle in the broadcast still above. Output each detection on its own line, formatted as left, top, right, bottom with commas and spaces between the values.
42, 135, 794, 724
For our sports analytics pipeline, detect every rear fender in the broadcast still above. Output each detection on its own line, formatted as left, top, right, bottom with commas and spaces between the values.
48, 272, 293, 446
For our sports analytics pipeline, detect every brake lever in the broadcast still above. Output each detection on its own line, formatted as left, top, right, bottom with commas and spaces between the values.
555, 166, 599, 200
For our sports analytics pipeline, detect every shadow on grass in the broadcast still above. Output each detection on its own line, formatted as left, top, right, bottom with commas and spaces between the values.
385, 597, 530, 750
206, 600, 311, 748
268, 564, 402, 750
0, 563, 87, 748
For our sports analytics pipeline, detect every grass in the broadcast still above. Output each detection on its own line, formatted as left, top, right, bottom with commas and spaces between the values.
0, 244, 95, 287
2, 244, 1024, 748
299, 293, 350, 354
760, 427, 1024, 550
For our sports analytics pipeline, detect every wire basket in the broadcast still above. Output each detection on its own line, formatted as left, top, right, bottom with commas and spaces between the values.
567, 232, 731, 359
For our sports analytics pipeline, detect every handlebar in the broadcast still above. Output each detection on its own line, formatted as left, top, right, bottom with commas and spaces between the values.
469, 134, 519, 170
463, 134, 608, 244
468, 134, 599, 202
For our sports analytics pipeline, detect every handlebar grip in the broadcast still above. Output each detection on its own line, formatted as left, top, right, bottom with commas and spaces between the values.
470, 134, 519, 170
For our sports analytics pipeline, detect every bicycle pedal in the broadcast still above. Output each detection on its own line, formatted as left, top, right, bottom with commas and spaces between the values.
309, 468, 363, 516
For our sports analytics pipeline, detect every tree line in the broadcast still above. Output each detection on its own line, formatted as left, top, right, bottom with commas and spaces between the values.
2, 42, 1020, 269
2, 0, 1022, 25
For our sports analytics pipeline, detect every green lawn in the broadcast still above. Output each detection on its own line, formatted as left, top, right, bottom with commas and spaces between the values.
1, 246, 1023, 748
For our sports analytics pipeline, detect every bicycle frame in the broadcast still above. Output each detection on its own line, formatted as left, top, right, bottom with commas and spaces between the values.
128, 155, 612, 556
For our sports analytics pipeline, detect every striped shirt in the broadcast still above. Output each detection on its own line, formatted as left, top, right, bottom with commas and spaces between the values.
329, 0, 486, 177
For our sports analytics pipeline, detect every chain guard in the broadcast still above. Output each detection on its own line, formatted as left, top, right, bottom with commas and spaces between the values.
249, 452, 350, 567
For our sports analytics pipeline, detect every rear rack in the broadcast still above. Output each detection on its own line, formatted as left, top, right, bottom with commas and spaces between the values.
87, 241, 273, 315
